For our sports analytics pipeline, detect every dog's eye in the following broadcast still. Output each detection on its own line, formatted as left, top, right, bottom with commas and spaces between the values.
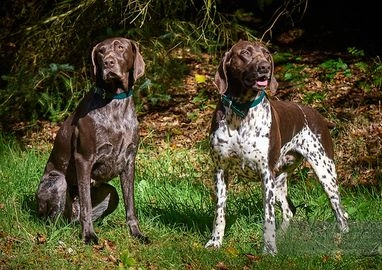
240, 49, 250, 57
98, 47, 106, 55
262, 49, 271, 58
117, 45, 124, 52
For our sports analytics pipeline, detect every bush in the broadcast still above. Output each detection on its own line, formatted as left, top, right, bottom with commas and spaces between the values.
0, 0, 307, 126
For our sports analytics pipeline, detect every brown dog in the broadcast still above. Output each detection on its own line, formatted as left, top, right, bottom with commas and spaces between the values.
36, 37, 148, 244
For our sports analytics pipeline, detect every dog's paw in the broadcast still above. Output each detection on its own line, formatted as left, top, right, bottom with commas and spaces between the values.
263, 247, 277, 256
135, 233, 151, 244
129, 223, 150, 244
84, 233, 99, 245
263, 239, 277, 255
340, 223, 349, 234
205, 239, 222, 248
279, 221, 290, 234
338, 213, 349, 233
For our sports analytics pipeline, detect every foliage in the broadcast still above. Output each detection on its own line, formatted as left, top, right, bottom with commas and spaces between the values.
2, 63, 88, 123
136, 49, 189, 109
371, 57, 382, 89
319, 58, 351, 81
348, 47, 382, 91
315, 47, 382, 92
0, 0, 309, 126
281, 62, 307, 83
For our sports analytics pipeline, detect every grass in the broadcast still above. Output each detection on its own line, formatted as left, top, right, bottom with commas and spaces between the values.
0, 135, 381, 269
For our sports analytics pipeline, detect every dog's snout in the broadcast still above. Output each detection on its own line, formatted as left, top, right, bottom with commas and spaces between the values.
103, 57, 115, 69
258, 60, 271, 74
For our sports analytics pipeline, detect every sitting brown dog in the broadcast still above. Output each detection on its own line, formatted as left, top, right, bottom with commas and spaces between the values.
36, 37, 148, 244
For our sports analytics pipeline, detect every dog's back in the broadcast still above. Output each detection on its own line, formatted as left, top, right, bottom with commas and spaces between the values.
270, 100, 334, 159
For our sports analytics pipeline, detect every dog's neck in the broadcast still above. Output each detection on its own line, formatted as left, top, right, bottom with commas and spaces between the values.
221, 89, 266, 118
94, 86, 133, 100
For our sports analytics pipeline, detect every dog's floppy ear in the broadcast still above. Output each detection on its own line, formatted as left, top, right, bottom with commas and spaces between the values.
130, 41, 145, 81
269, 74, 278, 94
269, 54, 278, 94
91, 43, 101, 78
214, 51, 231, 94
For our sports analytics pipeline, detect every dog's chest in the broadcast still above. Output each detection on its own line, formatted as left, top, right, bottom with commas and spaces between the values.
89, 100, 137, 179
210, 102, 272, 174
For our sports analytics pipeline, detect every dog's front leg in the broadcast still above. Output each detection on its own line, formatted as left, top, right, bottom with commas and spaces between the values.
120, 149, 149, 243
74, 122, 98, 244
75, 154, 98, 244
262, 170, 277, 255
205, 168, 227, 248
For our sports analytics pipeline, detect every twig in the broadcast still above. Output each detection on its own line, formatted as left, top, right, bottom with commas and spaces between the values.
260, 8, 287, 42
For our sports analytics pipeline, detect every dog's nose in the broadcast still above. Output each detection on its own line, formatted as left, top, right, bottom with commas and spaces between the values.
257, 60, 271, 74
103, 57, 115, 68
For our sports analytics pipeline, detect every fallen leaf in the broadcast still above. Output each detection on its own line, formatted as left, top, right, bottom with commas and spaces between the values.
216, 262, 228, 270
194, 74, 207, 83
36, 233, 46, 244
244, 253, 262, 263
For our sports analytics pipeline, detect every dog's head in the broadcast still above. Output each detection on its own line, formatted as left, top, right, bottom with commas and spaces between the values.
91, 37, 145, 91
214, 40, 278, 96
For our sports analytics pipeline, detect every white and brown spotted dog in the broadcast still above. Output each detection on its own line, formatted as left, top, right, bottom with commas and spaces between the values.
205, 40, 349, 254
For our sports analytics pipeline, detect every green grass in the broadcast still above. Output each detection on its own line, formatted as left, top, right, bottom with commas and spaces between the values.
0, 135, 381, 269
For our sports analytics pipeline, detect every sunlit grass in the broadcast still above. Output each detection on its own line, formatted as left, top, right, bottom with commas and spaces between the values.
0, 134, 381, 269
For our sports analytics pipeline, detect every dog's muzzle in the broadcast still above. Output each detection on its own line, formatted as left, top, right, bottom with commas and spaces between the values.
103, 70, 120, 81
243, 60, 271, 89
243, 73, 270, 89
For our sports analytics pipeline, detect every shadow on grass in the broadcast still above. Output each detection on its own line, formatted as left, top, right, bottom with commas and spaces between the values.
140, 206, 213, 233
137, 186, 265, 238
21, 193, 39, 220
278, 221, 382, 256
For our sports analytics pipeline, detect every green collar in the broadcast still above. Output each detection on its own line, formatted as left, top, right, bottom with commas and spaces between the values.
94, 87, 133, 100
221, 90, 266, 118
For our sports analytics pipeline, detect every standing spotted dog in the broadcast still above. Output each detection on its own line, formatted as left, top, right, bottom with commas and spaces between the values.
205, 40, 349, 254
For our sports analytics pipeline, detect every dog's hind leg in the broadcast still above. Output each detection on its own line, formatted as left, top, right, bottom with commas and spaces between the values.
308, 154, 349, 233
294, 129, 349, 233
36, 171, 67, 219
91, 183, 119, 221
70, 183, 119, 222
275, 172, 296, 232
274, 154, 301, 232
295, 128, 349, 233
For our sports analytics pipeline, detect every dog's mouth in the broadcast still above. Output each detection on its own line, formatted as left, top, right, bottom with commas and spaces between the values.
243, 76, 269, 89
103, 70, 129, 90
102, 72, 126, 91
255, 78, 268, 88
104, 71, 121, 82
